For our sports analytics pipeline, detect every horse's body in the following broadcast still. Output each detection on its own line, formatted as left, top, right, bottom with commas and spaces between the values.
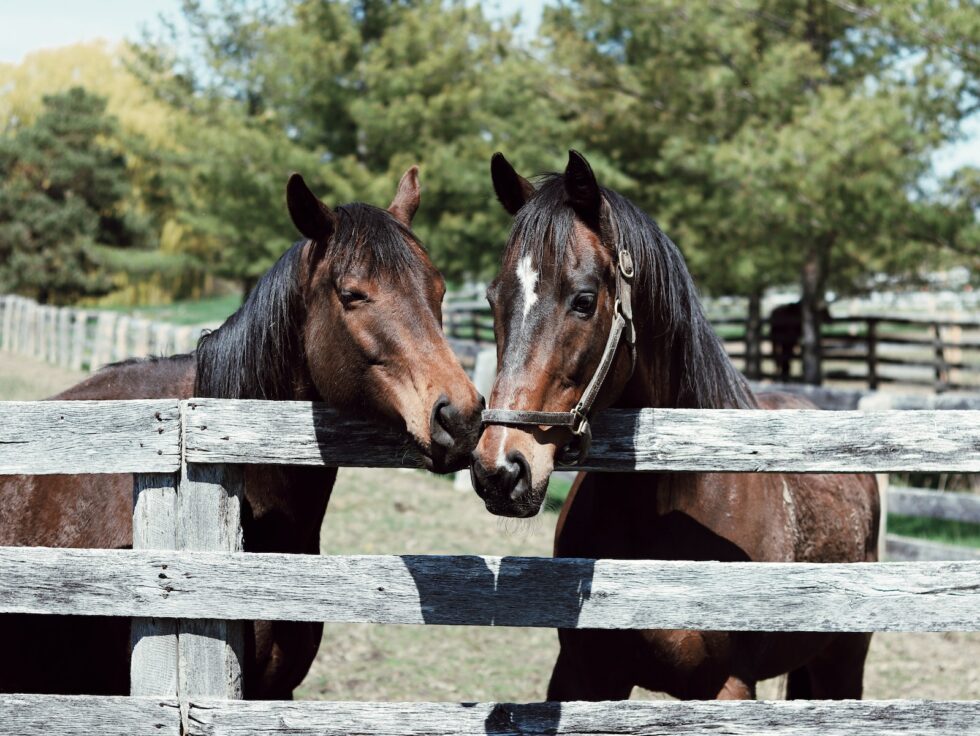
472, 151, 879, 701
0, 354, 335, 696
0, 168, 483, 697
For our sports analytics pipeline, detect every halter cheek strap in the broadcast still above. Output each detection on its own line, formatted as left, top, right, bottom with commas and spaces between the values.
481, 248, 637, 465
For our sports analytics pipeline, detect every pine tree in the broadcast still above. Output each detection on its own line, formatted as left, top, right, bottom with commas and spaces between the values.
0, 87, 151, 304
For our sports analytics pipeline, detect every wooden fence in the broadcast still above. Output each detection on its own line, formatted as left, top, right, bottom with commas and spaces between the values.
442, 295, 980, 392
0, 295, 203, 371
1, 399, 979, 734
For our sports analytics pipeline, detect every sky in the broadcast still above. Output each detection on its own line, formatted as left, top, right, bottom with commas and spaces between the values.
0, 0, 976, 175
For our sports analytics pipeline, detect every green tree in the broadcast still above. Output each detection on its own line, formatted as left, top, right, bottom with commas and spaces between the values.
546, 0, 980, 382
0, 87, 153, 304
133, 0, 570, 283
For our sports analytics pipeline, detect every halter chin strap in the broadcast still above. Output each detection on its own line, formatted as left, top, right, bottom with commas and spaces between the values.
481, 248, 637, 465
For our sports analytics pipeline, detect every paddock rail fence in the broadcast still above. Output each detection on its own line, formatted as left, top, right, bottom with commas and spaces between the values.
1, 399, 980, 734
0, 294, 204, 371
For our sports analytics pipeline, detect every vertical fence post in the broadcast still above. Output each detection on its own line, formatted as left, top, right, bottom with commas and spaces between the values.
57, 307, 72, 368
933, 322, 949, 393
177, 402, 245, 701
866, 318, 878, 391
0, 296, 11, 351
70, 311, 89, 371
131, 472, 179, 696
91, 311, 118, 370
114, 316, 132, 363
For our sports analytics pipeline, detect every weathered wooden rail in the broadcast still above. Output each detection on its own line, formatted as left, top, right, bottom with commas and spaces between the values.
0, 399, 979, 735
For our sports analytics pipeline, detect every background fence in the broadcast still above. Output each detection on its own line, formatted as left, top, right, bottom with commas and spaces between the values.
0, 399, 979, 734
0, 295, 204, 371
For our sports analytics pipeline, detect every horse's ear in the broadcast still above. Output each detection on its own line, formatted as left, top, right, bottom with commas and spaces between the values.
491, 152, 534, 216
286, 173, 336, 242
388, 165, 421, 227
564, 149, 601, 227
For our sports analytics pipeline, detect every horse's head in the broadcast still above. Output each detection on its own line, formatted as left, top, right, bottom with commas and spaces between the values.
286, 167, 483, 473
471, 151, 635, 516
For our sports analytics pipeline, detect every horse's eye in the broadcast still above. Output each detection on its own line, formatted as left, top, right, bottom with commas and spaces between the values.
571, 292, 596, 316
339, 289, 368, 308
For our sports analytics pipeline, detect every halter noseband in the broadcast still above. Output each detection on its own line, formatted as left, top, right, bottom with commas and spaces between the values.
481, 248, 637, 465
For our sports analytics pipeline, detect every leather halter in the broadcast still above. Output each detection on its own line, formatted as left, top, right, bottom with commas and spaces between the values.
481, 247, 637, 465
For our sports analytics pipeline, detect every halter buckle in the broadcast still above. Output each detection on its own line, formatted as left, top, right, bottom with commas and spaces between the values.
570, 405, 590, 437
618, 250, 635, 279
558, 406, 593, 466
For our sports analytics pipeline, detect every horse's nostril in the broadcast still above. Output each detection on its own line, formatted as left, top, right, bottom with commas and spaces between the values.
505, 450, 531, 499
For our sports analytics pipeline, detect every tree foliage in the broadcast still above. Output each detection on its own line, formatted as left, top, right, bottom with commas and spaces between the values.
0, 1, 977, 312
0, 88, 153, 304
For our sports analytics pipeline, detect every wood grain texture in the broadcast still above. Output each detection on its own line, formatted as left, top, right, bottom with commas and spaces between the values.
181, 699, 980, 736
183, 399, 980, 472
885, 534, 980, 561
177, 461, 245, 699
1, 548, 977, 631
183, 398, 420, 468
888, 487, 980, 524
2, 696, 978, 736
131, 472, 179, 697
0, 695, 179, 736
0, 400, 180, 473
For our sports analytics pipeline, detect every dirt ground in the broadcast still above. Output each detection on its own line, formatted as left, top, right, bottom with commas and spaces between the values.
0, 352, 976, 702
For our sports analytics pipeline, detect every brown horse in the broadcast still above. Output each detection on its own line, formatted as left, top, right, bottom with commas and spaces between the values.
471, 151, 879, 701
0, 167, 483, 697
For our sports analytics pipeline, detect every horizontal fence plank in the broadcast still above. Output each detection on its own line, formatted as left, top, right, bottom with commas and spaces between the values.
888, 487, 980, 524
1, 547, 978, 631
0, 694, 178, 736
2, 696, 978, 736
885, 534, 980, 562
0, 400, 181, 473
184, 399, 980, 472
183, 699, 980, 736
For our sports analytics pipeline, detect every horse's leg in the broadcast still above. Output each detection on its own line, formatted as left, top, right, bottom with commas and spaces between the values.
547, 630, 634, 701
785, 666, 813, 699
716, 675, 756, 700
801, 633, 872, 699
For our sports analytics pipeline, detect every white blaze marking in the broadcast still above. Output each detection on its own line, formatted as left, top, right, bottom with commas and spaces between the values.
516, 256, 538, 322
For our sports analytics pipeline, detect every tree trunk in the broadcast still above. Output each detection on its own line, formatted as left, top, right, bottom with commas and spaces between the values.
744, 288, 763, 380
800, 249, 823, 385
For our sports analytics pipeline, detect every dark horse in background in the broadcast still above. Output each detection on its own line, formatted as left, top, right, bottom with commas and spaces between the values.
472, 151, 879, 700
0, 167, 483, 697
770, 300, 832, 381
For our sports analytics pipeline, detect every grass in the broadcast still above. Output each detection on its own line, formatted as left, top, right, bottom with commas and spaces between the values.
888, 514, 980, 548
103, 293, 242, 326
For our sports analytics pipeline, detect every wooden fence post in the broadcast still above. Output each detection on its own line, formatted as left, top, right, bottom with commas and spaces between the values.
933, 322, 949, 393
0, 296, 11, 351
70, 310, 89, 371
91, 311, 118, 370
177, 459, 245, 700
131, 472, 179, 696
115, 316, 132, 363
867, 318, 879, 390
178, 401, 245, 701
57, 307, 72, 368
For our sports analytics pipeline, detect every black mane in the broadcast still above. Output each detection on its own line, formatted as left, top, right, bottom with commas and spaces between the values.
194, 203, 423, 400
507, 175, 756, 410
